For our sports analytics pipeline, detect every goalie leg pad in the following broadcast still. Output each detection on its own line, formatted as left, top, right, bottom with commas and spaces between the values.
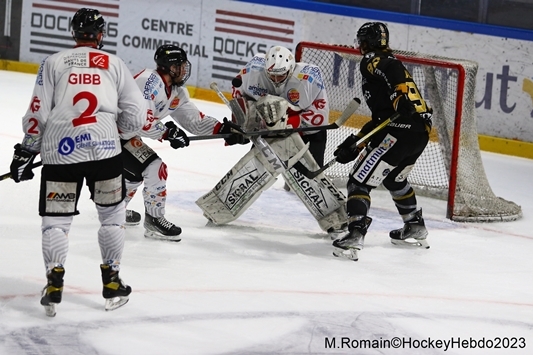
279, 135, 348, 232
196, 147, 279, 225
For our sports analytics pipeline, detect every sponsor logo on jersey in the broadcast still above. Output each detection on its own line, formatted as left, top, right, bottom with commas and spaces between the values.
58, 137, 76, 155
355, 134, 397, 181
169, 97, 180, 110
286, 89, 300, 105
299, 65, 324, 89
143, 74, 158, 100
297, 73, 313, 83
30, 96, 41, 113
247, 84, 268, 97
89, 52, 109, 69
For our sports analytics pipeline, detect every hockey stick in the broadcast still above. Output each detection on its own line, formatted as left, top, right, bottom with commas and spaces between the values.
294, 112, 401, 179
0, 160, 43, 181
188, 134, 233, 141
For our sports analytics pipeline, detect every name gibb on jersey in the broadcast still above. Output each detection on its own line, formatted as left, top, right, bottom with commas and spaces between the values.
355, 135, 397, 181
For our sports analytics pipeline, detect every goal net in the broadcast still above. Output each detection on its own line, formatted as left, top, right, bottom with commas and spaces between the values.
295, 42, 522, 222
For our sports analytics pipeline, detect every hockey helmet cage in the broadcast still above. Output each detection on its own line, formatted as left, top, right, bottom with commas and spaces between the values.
154, 45, 191, 86
71, 8, 106, 40
265, 46, 295, 88
356, 22, 389, 50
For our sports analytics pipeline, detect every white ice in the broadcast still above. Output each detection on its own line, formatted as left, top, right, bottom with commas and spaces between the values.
0, 70, 532, 355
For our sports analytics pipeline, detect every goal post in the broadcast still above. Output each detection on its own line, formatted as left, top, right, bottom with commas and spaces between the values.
295, 42, 522, 222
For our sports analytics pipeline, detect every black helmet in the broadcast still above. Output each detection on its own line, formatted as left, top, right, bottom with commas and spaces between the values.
356, 22, 389, 50
71, 8, 106, 41
154, 45, 191, 86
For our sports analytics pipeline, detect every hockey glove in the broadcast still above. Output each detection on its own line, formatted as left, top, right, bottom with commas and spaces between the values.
10, 143, 38, 183
333, 134, 366, 164
391, 85, 416, 118
420, 108, 433, 133
218, 118, 249, 146
163, 121, 189, 149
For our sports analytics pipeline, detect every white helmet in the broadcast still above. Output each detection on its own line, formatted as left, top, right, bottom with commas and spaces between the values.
265, 46, 295, 91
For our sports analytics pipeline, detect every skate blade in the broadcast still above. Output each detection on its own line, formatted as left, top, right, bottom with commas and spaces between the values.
332, 247, 359, 261
144, 231, 181, 242
105, 296, 129, 311
391, 238, 430, 249
124, 221, 140, 227
43, 303, 56, 317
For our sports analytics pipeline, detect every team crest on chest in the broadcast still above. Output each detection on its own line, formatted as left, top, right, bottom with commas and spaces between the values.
286, 89, 300, 105
169, 97, 180, 110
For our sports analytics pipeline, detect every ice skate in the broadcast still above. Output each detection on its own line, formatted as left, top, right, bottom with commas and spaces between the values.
125, 209, 141, 226
332, 217, 372, 261
40, 266, 64, 317
390, 209, 429, 249
144, 214, 182, 241
100, 264, 132, 311
327, 223, 348, 240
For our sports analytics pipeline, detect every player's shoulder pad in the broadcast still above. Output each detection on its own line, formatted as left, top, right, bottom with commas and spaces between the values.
293, 63, 325, 90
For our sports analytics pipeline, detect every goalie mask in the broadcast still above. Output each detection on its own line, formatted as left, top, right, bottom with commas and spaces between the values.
356, 22, 389, 53
154, 45, 191, 87
265, 46, 295, 93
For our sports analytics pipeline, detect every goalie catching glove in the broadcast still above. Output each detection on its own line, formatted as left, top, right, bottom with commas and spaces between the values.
162, 121, 189, 149
334, 133, 366, 164
10, 143, 38, 182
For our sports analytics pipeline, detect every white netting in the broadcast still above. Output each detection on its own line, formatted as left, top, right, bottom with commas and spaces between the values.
296, 42, 521, 222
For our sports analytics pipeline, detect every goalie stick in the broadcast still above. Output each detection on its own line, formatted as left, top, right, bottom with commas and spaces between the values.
294, 112, 401, 179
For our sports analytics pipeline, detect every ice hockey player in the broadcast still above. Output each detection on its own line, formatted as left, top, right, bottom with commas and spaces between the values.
196, 46, 348, 234
9, 8, 146, 315
122, 44, 246, 241
332, 22, 433, 261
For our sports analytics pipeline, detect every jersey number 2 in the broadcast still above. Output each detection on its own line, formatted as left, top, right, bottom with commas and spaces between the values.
72, 91, 98, 127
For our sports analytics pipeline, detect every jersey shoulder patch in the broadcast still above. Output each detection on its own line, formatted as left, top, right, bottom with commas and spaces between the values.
294, 64, 325, 90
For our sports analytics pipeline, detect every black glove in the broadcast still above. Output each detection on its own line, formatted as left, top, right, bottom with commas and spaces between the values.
163, 121, 189, 149
219, 118, 249, 146
10, 143, 38, 183
392, 92, 416, 118
420, 108, 433, 133
333, 134, 365, 164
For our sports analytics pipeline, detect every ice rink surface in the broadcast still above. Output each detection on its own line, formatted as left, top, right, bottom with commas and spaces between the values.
0, 70, 532, 354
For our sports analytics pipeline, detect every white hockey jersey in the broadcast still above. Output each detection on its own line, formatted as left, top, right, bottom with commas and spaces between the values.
232, 55, 329, 135
132, 69, 220, 140
20, 46, 146, 164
